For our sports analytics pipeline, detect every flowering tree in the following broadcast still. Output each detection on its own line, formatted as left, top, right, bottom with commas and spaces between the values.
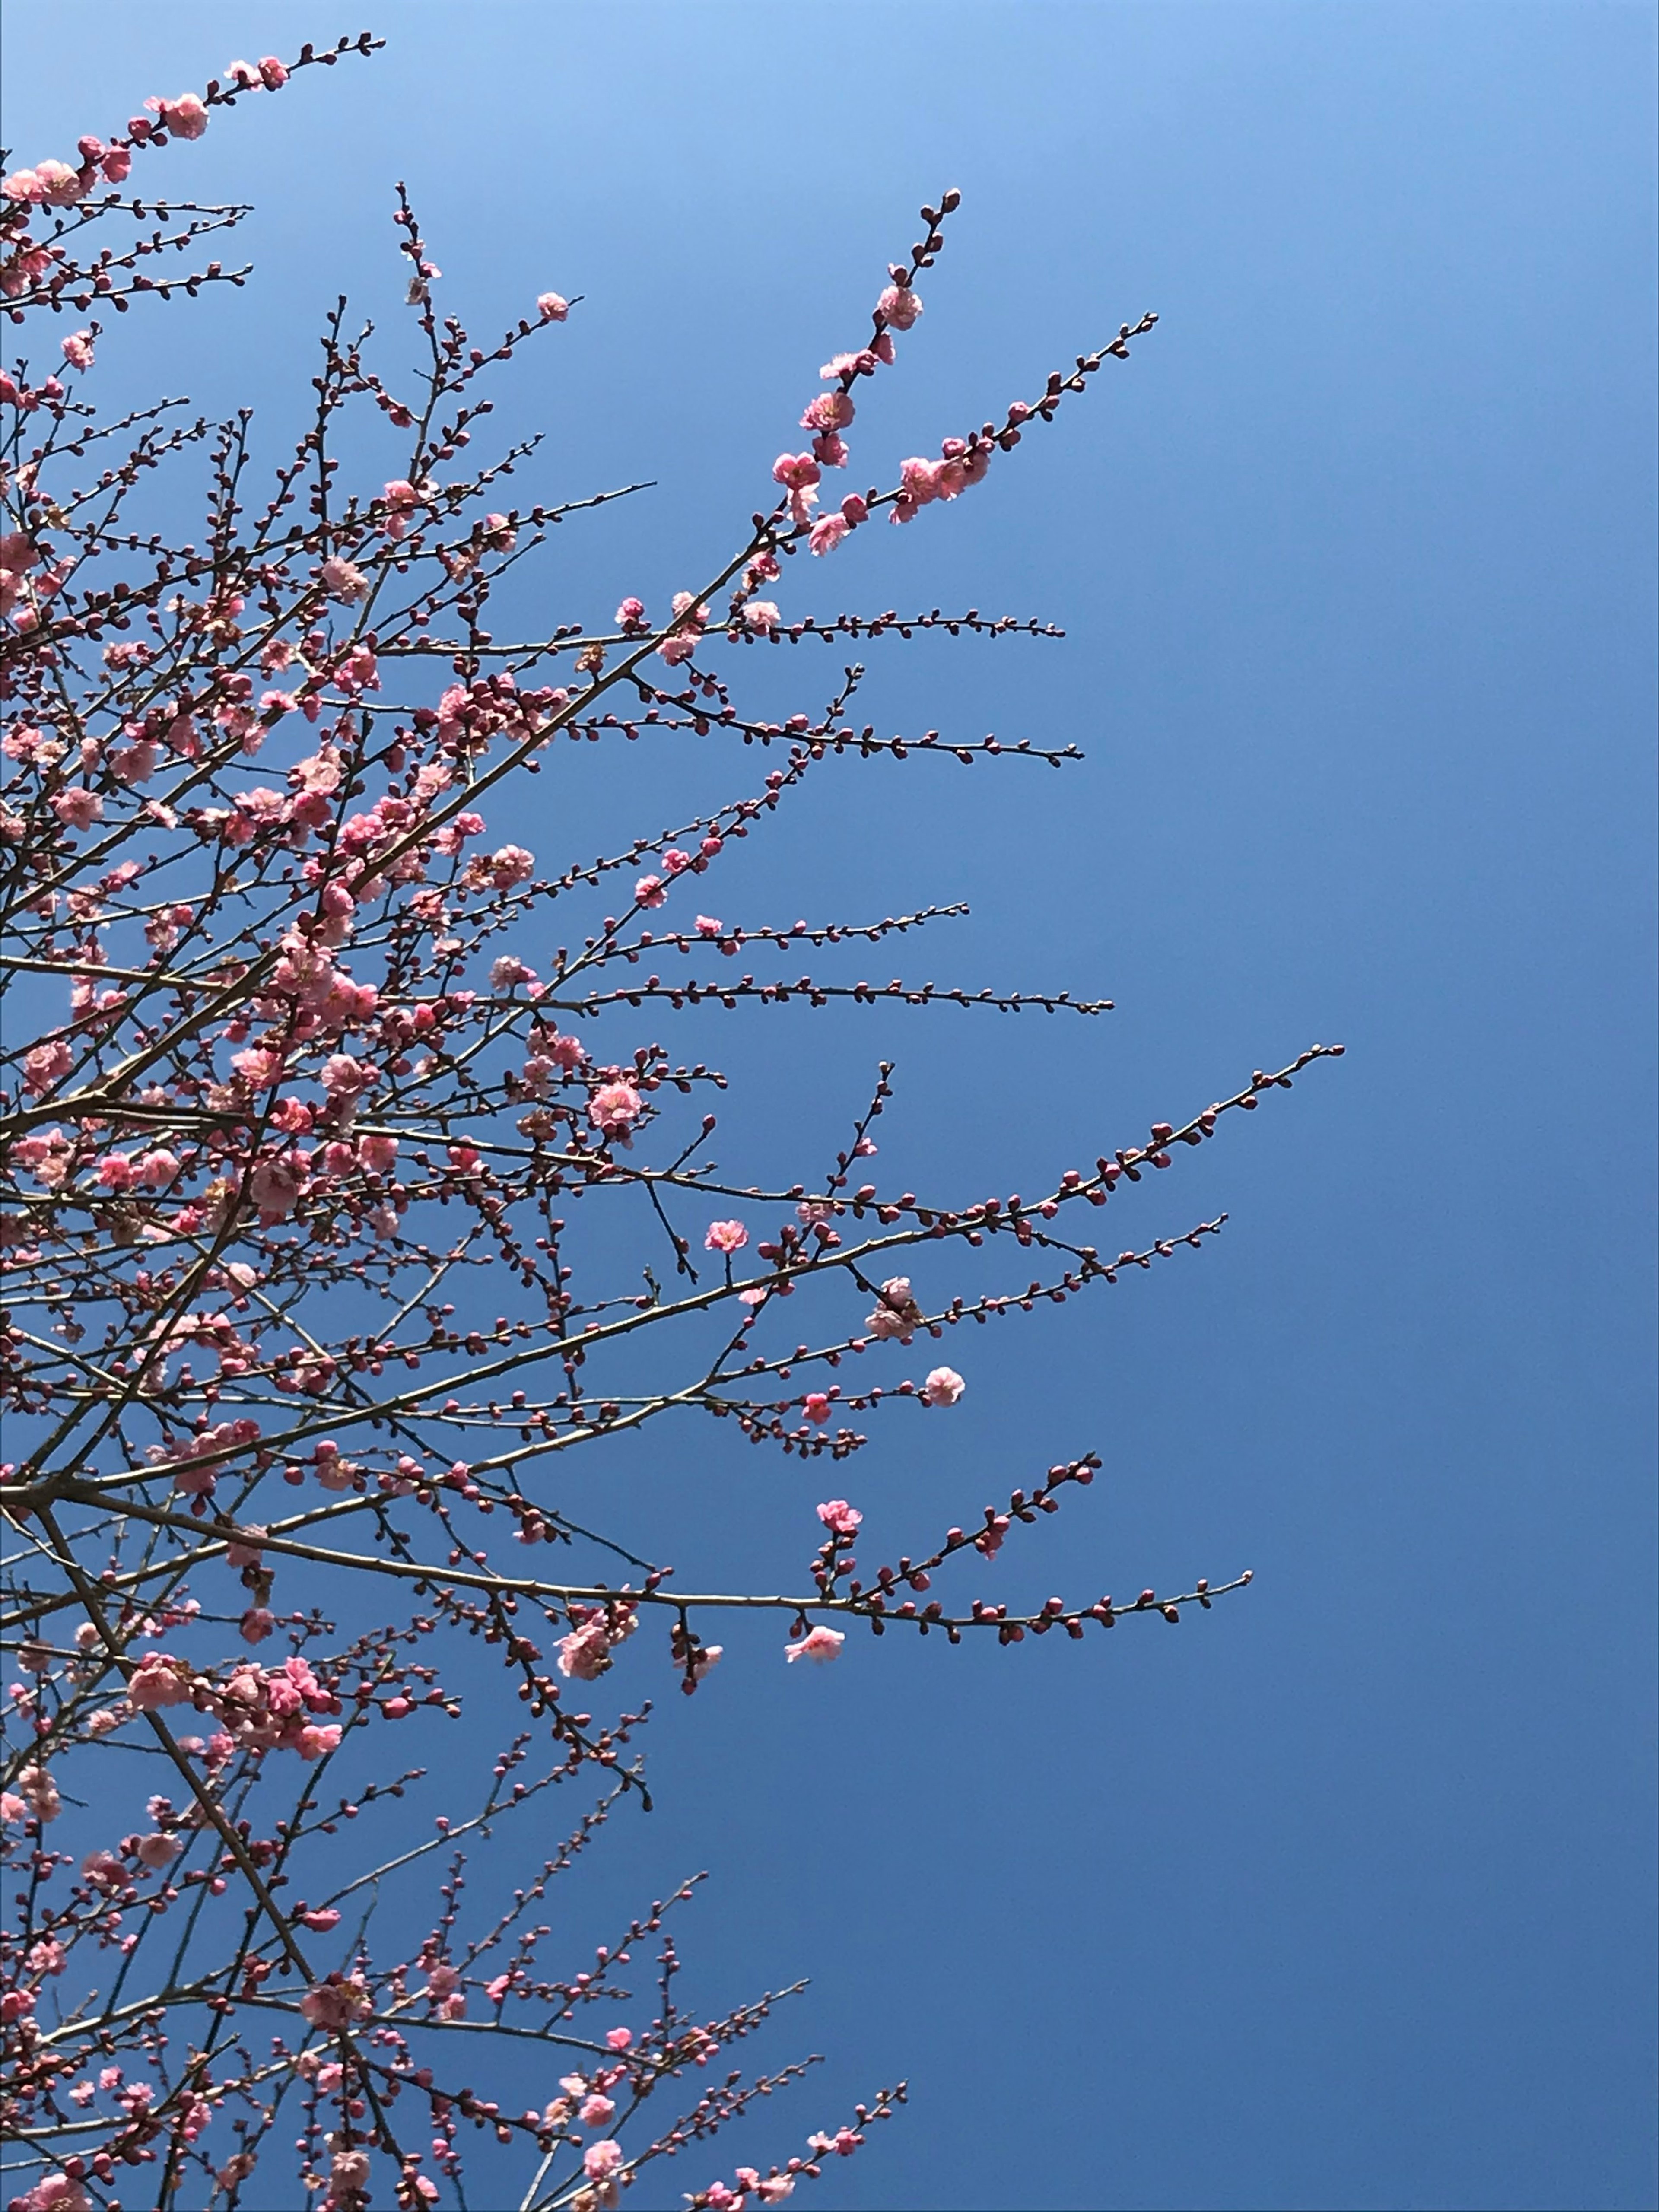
0, 37, 1342, 2212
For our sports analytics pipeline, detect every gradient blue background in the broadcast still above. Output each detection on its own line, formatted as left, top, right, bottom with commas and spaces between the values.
7, 8, 1655, 2208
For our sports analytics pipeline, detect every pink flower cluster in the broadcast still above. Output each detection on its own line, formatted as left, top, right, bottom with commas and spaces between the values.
556, 1602, 638, 1682
127, 1648, 344, 1761
891, 436, 993, 524
865, 1276, 923, 1342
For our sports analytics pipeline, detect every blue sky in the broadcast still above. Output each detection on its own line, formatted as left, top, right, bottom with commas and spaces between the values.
7, 7, 1656, 2208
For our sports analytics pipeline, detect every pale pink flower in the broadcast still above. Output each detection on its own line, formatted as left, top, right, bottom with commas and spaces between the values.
50, 788, 102, 830
60, 330, 95, 371
22, 1040, 71, 1096
588, 1080, 642, 1132
877, 283, 923, 330
583, 2139, 623, 2182
258, 57, 289, 89
786, 1625, 845, 1665
357, 1132, 398, 1173
580, 2093, 617, 2126
156, 93, 209, 140
604, 2026, 634, 2051
128, 1653, 190, 1710
695, 914, 722, 937
488, 843, 535, 888
808, 514, 848, 556
556, 1622, 613, 1681
634, 872, 666, 908
16, 1767, 61, 1822
803, 1392, 832, 1424
866, 1277, 922, 1342
662, 846, 692, 874
18, 2175, 90, 2212
136, 1831, 182, 1870
35, 159, 86, 207
744, 601, 781, 634
319, 557, 369, 604
841, 493, 869, 525
899, 456, 941, 505
801, 391, 855, 433
330, 2151, 371, 2194
772, 451, 821, 494
704, 1219, 747, 1253
816, 1499, 861, 1536
615, 596, 647, 631
537, 291, 569, 321
299, 1974, 372, 2030
922, 1364, 966, 1407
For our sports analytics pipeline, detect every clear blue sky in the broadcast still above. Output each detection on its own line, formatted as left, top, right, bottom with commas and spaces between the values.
8, 8, 1655, 2208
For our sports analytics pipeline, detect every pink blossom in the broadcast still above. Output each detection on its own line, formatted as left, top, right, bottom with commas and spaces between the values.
136, 1831, 183, 1870
801, 391, 855, 433
772, 451, 821, 494
37, 158, 87, 205
15, 1767, 61, 1822
537, 291, 569, 321
866, 1276, 922, 1342
899, 456, 941, 506
239, 1607, 276, 1644
808, 514, 848, 557
583, 2139, 623, 2181
330, 2151, 371, 2194
604, 2026, 634, 2051
248, 1152, 308, 1224
50, 788, 102, 830
634, 872, 666, 908
93, 1151, 135, 1190
60, 330, 95, 372
588, 1080, 642, 1132
841, 493, 869, 526
662, 846, 692, 874
615, 596, 647, 631
22, 1040, 71, 1096
922, 1364, 966, 1407
487, 843, 536, 888
803, 1392, 832, 1424
816, 1499, 861, 1536
16, 2175, 90, 2212
877, 283, 923, 331
358, 1132, 398, 1173
154, 93, 210, 140
543, 1031, 585, 1070
786, 1624, 845, 1664
704, 1219, 747, 1253
695, 914, 722, 937
320, 557, 369, 604
299, 1974, 372, 2031
580, 2094, 617, 2126
127, 1653, 190, 1710
258, 57, 289, 89
744, 601, 781, 634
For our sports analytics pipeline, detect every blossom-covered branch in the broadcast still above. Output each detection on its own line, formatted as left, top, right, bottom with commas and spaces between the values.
1, 40, 1340, 2212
